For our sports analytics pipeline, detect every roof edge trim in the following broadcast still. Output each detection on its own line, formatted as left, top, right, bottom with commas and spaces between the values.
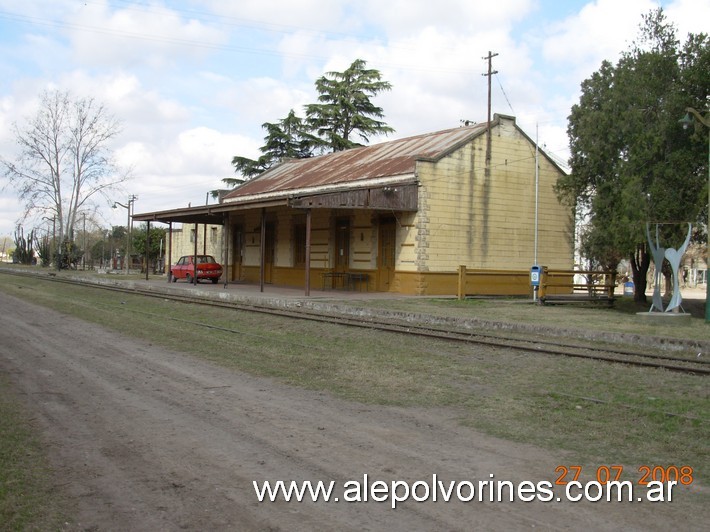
223, 173, 417, 205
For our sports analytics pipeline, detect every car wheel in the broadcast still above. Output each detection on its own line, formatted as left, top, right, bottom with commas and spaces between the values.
185, 273, 192, 283
211, 278, 218, 284
170, 271, 177, 282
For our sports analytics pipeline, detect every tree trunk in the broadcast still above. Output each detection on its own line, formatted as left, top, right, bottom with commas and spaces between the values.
663, 270, 672, 296
630, 242, 650, 303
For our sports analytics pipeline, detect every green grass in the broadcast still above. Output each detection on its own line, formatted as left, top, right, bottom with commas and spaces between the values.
0, 271, 708, 508
0, 376, 70, 531
354, 293, 710, 343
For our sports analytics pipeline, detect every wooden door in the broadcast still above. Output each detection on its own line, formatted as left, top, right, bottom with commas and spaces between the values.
334, 218, 350, 272
264, 222, 275, 283
378, 218, 396, 291
231, 225, 243, 281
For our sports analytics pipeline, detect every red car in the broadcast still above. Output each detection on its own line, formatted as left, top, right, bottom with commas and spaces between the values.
170, 255, 223, 284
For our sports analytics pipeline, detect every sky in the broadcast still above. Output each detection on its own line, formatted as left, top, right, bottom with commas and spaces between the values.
0, 0, 708, 240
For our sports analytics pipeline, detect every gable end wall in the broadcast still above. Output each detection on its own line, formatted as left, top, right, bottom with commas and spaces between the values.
411, 119, 573, 274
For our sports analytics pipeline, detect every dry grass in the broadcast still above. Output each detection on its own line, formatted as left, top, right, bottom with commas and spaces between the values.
1, 272, 708, 505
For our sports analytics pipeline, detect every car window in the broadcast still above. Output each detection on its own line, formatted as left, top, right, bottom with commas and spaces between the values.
177, 257, 185, 265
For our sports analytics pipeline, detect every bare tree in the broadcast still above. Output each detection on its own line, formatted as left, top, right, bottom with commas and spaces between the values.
1, 89, 128, 248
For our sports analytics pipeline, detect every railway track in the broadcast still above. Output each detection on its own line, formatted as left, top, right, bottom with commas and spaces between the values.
2, 269, 709, 376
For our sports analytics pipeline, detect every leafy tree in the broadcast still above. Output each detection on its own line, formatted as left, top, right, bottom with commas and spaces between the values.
229, 59, 394, 184
1, 89, 129, 248
90, 238, 107, 266
230, 110, 314, 181
557, 9, 709, 302
89, 226, 126, 268
111, 225, 128, 251
56, 239, 82, 269
306, 58, 394, 152
132, 224, 167, 271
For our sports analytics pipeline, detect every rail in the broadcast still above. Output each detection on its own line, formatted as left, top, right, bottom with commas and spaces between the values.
1, 268, 707, 376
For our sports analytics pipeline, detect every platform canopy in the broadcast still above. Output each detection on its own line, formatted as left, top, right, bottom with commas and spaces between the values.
132, 201, 278, 226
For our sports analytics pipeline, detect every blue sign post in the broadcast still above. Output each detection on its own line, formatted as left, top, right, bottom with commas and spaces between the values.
531, 265, 541, 302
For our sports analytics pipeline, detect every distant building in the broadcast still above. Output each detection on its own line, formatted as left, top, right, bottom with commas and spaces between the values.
169, 225, 223, 261
0, 236, 11, 263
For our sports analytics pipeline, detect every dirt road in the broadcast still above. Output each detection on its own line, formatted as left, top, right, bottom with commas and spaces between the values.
0, 293, 703, 530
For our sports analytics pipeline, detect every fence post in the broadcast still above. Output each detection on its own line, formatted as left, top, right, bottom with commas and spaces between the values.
457, 265, 466, 300
539, 267, 548, 300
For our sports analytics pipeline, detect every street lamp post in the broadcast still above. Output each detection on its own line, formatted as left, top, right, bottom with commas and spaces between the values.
680, 107, 710, 323
113, 195, 137, 274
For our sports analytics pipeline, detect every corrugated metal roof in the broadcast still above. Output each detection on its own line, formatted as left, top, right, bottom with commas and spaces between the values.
223, 123, 488, 201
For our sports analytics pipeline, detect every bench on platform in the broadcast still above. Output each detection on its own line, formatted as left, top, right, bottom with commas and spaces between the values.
321, 271, 348, 290
540, 278, 616, 307
346, 272, 369, 291
321, 272, 370, 291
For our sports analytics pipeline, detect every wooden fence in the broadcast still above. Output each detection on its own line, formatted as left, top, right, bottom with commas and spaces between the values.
455, 266, 617, 305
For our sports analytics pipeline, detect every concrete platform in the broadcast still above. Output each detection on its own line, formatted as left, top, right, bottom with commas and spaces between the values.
135, 275, 422, 303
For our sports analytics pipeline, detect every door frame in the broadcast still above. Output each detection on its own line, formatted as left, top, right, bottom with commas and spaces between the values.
264, 221, 275, 284
231, 223, 243, 281
377, 216, 397, 291
334, 216, 351, 273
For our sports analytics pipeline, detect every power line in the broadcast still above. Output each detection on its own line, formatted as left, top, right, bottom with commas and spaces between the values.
0, 8, 483, 76
86, 0, 369, 42
494, 72, 515, 116
0, 11, 285, 57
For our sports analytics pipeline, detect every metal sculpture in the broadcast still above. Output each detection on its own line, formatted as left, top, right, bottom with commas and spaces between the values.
646, 223, 692, 313
646, 224, 666, 312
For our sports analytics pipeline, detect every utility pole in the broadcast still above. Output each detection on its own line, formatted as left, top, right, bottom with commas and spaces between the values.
482, 51, 498, 177
113, 195, 138, 274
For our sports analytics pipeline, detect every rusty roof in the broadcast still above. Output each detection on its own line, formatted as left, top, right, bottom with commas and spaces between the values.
223, 123, 488, 202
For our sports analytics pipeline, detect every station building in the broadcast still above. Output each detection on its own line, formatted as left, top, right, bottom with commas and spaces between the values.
134, 114, 574, 296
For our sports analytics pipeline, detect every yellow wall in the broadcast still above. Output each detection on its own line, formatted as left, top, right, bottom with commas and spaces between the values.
351, 211, 376, 269
167, 224, 224, 269
406, 117, 573, 286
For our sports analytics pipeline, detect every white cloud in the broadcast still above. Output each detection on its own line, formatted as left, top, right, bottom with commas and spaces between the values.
110, 127, 258, 217
665, 0, 710, 36
176, 127, 248, 177
214, 77, 313, 133
0, 0, 706, 236
357, 0, 535, 36
542, 0, 656, 71
0, 195, 20, 236
203, 0, 347, 32
68, 1, 227, 68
